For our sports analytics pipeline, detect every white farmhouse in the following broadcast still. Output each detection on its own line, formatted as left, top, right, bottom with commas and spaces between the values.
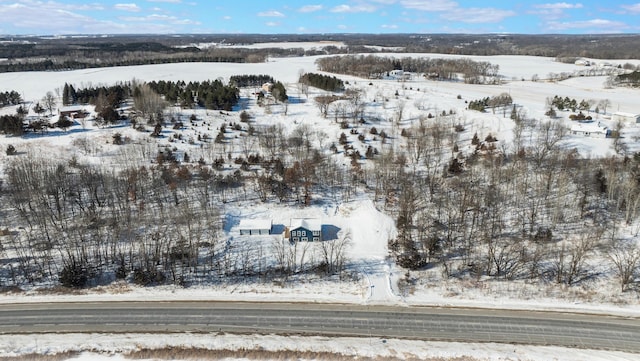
611, 112, 640, 124
570, 121, 609, 138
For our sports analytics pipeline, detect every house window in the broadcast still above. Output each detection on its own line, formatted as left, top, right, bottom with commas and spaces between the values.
312, 231, 319, 236
313, 237, 319, 242
302, 237, 308, 242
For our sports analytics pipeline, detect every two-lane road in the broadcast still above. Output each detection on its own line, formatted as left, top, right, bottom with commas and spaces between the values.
1, 301, 639, 353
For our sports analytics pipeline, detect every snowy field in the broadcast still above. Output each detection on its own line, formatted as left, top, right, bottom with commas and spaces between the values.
1, 49, 640, 360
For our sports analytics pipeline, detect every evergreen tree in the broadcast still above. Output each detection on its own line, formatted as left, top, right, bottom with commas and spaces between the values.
272, 81, 288, 103
62, 83, 70, 106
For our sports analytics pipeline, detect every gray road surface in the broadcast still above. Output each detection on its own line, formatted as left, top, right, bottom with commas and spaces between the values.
0, 302, 639, 353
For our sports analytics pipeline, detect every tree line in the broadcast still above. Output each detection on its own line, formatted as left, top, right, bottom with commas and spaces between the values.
0, 48, 269, 73
299, 73, 345, 92
146, 80, 239, 111
615, 71, 640, 87
229, 74, 275, 88
316, 55, 499, 83
0, 91, 22, 107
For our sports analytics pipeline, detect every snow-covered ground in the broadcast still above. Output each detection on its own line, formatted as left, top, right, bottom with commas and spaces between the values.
2, 333, 636, 361
1, 51, 640, 360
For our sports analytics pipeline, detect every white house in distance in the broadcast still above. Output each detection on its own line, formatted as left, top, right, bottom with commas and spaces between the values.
611, 111, 640, 124
238, 219, 272, 235
289, 218, 322, 242
574, 58, 591, 66
570, 121, 610, 138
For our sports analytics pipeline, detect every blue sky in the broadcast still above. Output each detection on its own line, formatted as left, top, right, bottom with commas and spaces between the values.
0, 0, 639, 35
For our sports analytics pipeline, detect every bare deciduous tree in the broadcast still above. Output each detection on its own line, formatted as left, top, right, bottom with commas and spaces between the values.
132, 82, 167, 124
607, 240, 640, 292
42, 91, 56, 115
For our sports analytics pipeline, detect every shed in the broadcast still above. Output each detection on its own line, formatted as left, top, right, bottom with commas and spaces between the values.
289, 218, 322, 242
611, 112, 640, 124
238, 219, 272, 235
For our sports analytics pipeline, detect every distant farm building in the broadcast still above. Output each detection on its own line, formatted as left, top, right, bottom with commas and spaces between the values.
289, 218, 322, 242
611, 112, 640, 124
59, 105, 89, 119
238, 219, 272, 235
570, 121, 610, 138
388, 70, 412, 80
575, 59, 591, 66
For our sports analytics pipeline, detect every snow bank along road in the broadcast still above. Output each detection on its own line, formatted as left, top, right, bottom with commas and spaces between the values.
1, 301, 639, 353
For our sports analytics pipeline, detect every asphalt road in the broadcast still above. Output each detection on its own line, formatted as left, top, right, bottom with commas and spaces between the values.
1, 301, 639, 353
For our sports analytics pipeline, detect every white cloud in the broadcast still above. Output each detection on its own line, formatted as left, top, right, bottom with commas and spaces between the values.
381, 24, 398, 29
621, 3, 640, 13
529, 2, 583, 19
1, 0, 104, 12
441, 8, 516, 23
534, 2, 583, 9
298, 5, 323, 13
547, 18, 628, 31
114, 3, 141, 12
147, 0, 182, 3
119, 13, 200, 27
400, 0, 458, 12
257, 10, 285, 17
0, 2, 99, 33
399, 0, 515, 26
331, 4, 377, 13
0, 0, 199, 34
223, 16, 232, 20
265, 21, 281, 27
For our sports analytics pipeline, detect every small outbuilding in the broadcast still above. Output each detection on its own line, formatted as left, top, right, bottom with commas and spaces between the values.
611, 112, 640, 124
238, 219, 272, 235
289, 218, 322, 242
